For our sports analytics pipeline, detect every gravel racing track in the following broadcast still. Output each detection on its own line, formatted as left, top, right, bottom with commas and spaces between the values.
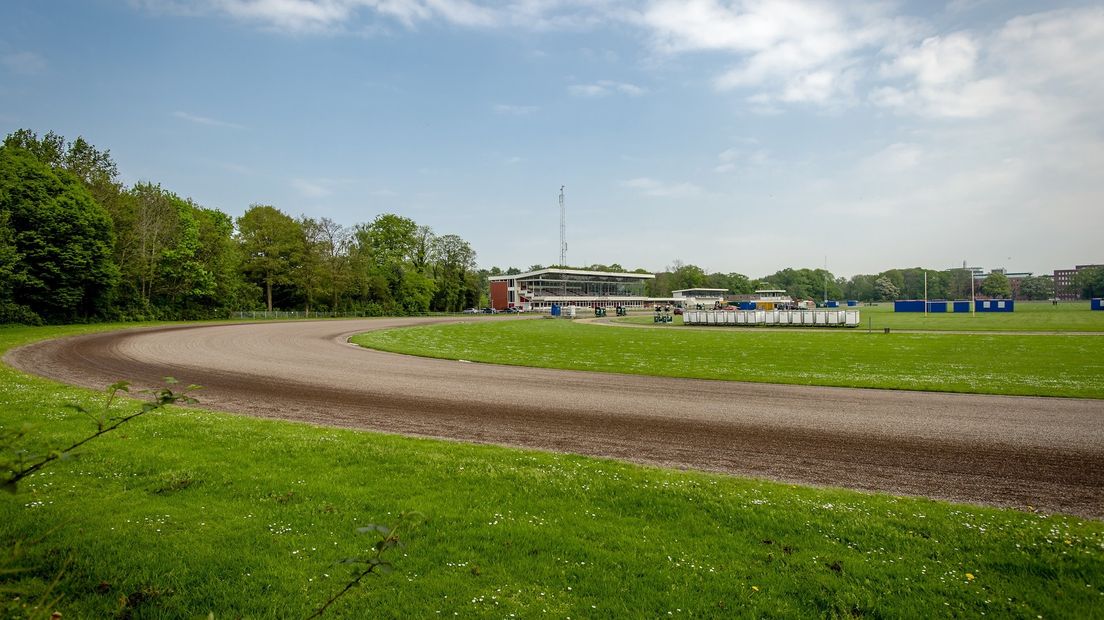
7, 318, 1104, 518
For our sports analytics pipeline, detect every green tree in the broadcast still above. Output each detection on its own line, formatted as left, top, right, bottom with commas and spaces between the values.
844, 274, 876, 301
430, 234, 478, 311
1074, 267, 1104, 299
670, 261, 706, 291
237, 205, 303, 311
1018, 276, 1054, 301
981, 272, 1012, 299
0, 146, 118, 321
193, 205, 248, 314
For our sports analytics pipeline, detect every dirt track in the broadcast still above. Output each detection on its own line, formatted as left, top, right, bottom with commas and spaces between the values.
6, 318, 1103, 518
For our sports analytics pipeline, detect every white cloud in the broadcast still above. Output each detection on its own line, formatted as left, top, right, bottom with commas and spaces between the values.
860, 142, 923, 173
292, 178, 333, 199
173, 110, 245, 129
642, 0, 915, 105
2, 51, 47, 75
873, 7, 1104, 120
622, 177, 702, 198
134, 0, 623, 33
714, 146, 771, 173
569, 79, 645, 97
492, 103, 539, 115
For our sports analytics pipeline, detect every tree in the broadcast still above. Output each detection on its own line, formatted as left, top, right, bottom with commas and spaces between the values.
981, 272, 1011, 299
1074, 267, 1104, 299
844, 274, 876, 301
237, 205, 303, 311
874, 276, 900, 301
669, 261, 706, 291
1018, 276, 1054, 301
430, 234, 478, 312
313, 217, 351, 310
0, 146, 118, 321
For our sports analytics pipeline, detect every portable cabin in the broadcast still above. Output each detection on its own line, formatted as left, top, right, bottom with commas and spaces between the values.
894, 300, 925, 312
975, 299, 1014, 312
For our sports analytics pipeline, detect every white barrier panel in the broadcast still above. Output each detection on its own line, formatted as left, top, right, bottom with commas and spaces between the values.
683, 309, 861, 327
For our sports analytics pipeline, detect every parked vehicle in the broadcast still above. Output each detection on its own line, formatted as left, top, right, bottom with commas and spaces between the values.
481, 307, 498, 314
462, 308, 479, 314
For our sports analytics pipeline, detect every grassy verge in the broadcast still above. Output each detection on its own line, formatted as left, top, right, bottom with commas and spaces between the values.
1, 324, 1102, 617
353, 319, 1104, 398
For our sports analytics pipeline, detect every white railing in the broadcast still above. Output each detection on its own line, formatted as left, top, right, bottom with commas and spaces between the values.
684, 310, 860, 328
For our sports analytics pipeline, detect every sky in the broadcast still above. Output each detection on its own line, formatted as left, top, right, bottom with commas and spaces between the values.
1, 0, 1101, 278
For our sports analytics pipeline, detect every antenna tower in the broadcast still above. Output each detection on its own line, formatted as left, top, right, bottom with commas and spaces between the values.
558, 185, 567, 266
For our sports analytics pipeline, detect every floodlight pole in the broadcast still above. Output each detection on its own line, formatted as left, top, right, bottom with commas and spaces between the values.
970, 267, 976, 317
924, 271, 928, 317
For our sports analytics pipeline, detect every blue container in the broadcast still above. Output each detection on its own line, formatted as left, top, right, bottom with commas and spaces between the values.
894, 300, 925, 312
738, 301, 756, 310
1092, 298, 1103, 311
846, 300, 859, 307
975, 299, 1014, 312
550, 304, 561, 316
825, 300, 839, 308
952, 300, 971, 313
926, 301, 947, 313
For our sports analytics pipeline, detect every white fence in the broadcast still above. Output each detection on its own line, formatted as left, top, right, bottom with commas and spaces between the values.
684, 310, 860, 328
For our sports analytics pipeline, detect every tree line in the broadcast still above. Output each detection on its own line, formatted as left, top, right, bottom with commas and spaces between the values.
473, 260, 1088, 304
0, 129, 482, 324
627, 263, 1065, 302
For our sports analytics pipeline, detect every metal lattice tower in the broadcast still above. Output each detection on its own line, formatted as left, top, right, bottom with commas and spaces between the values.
558, 185, 567, 266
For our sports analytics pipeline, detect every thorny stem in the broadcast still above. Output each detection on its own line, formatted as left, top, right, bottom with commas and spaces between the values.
5, 385, 195, 489
306, 515, 419, 619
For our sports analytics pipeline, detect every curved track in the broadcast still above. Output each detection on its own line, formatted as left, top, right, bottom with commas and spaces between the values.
6, 318, 1103, 518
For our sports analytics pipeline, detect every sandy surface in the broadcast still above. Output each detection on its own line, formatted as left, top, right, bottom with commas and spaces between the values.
6, 318, 1103, 518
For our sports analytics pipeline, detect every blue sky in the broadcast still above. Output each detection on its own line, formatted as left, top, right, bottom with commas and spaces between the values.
1, 0, 1101, 277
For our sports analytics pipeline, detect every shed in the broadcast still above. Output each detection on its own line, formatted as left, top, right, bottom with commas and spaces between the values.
975, 299, 1014, 312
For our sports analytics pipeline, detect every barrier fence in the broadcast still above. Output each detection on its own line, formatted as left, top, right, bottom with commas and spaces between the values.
683, 309, 860, 328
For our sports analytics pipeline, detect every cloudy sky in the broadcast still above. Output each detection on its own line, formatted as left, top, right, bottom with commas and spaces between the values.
1, 0, 1101, 277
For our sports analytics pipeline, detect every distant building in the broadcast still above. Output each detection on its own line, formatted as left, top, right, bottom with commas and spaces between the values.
488, 268, 668, 311
974, 268, 1032, 299
1054, 264, 1104, 300
671, 288, 728, 308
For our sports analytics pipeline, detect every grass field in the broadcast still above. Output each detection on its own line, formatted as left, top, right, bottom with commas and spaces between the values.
352, 319, 1104, 398
622, 300, 1104, 332
1, 324, 1102, 617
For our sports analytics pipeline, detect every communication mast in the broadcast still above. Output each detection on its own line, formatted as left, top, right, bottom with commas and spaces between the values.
558, 185, 567, 266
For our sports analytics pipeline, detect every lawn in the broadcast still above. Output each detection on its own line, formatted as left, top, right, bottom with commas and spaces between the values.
352, 318, 1104, 398
621, 300, 1104, 332
1, 324, 1102, 618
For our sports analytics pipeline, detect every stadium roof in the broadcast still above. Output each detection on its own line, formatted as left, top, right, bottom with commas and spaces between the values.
671, 288, 727, 293
488, 268, 655, 281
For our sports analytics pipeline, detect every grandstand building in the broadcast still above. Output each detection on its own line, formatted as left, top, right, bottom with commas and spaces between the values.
489, 268, 665, 311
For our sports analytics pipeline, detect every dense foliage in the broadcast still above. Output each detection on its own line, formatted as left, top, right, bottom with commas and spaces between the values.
0, 130, 482, 323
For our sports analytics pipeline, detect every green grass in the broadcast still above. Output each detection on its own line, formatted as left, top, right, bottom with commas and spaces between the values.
846, 301, 1103, 331
623, 301, 1104, 331
352, 319, 1104, 398
1, 324, 1102, 618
